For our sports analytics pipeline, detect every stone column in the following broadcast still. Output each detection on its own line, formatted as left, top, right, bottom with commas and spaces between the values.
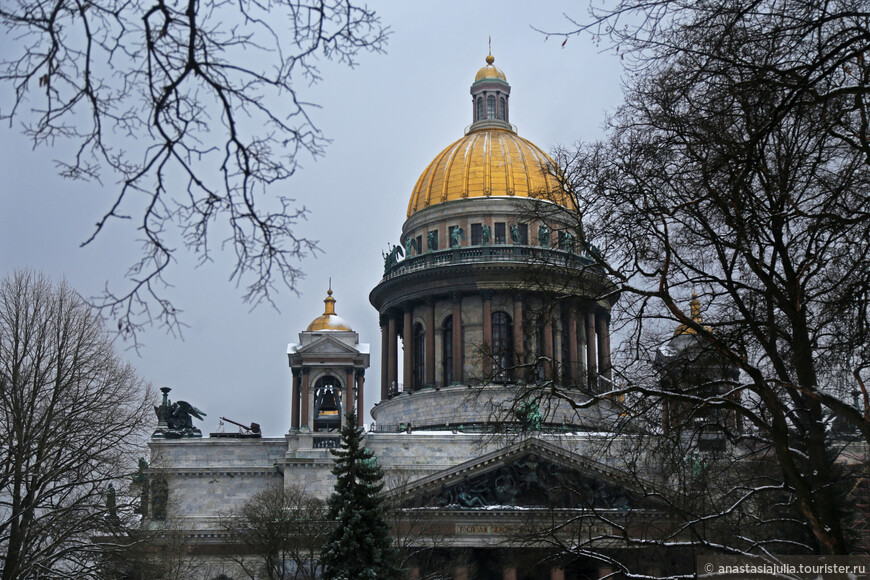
425, 299, 435, 387
291, 368, 301, 430
568, 303, 579, 385
356, 370, 365, 426
550, 567, 566, 580
543, 313, 554, 380
598, 312, 612, 383
301, 367, 311, 430
403, 306, 413, 390
586, 309, 597, 391
513, 295, 525, 382
388, 314, 398, 395
345, 367, 354, 426
452, 293, 462, 383
380, 315, 389, 400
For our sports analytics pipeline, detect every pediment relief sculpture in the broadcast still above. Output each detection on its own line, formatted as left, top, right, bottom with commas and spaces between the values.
403, 453, 638, 511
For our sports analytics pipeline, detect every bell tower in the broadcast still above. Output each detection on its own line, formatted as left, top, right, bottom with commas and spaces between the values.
287, 288, 370, 432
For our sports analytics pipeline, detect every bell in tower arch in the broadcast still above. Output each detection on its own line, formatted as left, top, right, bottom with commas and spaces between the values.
314, 377, 342, 432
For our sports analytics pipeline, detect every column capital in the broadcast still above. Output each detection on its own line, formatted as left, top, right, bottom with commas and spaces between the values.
291, 367, 302, 377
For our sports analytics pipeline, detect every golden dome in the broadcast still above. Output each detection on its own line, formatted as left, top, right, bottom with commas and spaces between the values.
306, 289, 352, 331
474, 54, 507, 82
407, 128, 575, 216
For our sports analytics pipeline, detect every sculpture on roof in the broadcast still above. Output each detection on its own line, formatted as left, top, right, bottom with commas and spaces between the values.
450, 226, 465, 248
152, 387, 207, 438
404, 237, 417, 257
481, 224, 491, 245
538, 224, 551, 248
382, 244, 404, 274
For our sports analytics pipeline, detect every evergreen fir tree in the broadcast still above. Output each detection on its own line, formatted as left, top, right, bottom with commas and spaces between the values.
321, 410, 398, 580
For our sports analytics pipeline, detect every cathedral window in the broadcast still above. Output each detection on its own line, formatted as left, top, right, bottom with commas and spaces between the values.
471, 223, 482, 245
499, 96, 506, 120
492, 311, 513, 382
494, 222, 506, 244
413, 323, 425, 390
535, 320, 546, 385
487, 95, 496, 119
442, 316, 453, 386
476, 97, 484, 121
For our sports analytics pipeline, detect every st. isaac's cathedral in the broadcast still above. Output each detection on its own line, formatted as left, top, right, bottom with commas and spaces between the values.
143, 56, 729, 579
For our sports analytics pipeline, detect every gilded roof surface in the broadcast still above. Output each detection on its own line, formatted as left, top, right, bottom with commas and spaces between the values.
474, 62, 507, 82
306, 289, 352, 331
407, 128, 573, 216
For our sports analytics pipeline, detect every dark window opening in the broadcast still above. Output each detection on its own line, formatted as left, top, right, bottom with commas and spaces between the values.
471, 223, 482, 245
413, 323, 425, 390
535, 320, 545, 385
493, 311, 513, 383
487, 95, 496, 119
416, 235, 422, 255
494, 222, 506, 244
499, 97, 506, 120
442, 316, 453, 386
477, 97, 484, 121
561, 309, 571, 382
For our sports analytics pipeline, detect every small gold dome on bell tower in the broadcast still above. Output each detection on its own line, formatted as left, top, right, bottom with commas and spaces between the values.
306, 287, 353, 332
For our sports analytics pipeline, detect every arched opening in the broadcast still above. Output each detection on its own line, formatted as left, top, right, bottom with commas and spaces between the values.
476, 97, 484, 121
535, 318, 546, 385
498, 96, 506, 120
313, 376, 342, 432
442, 316, 453, 386
492, 311, 513, 383
486, 95, 496, 119
413, 323, 425, 390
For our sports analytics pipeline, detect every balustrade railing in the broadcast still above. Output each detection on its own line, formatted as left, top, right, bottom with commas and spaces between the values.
382, 245, 597, 280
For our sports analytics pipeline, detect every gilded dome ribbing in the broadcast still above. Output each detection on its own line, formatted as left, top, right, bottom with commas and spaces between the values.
407, 56, 574, 217
407, 128, 573, 217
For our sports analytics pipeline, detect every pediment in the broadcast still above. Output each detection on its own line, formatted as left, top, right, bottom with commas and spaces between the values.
388, 437, 661, 511
295, 335, 359, 356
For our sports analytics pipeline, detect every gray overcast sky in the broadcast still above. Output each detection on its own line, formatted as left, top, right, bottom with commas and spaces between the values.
0, 1, 623, 436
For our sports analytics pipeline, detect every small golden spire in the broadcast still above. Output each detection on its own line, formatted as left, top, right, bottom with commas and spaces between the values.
690, 291, 702, 324
486, 54, 495, 65
674, 291, 708, 336
323, 286, 336, 316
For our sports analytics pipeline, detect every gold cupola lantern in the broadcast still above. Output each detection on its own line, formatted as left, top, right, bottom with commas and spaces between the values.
306, 287, 353, 332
